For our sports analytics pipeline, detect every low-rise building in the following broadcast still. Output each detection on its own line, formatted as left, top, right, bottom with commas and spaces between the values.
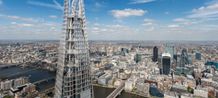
98, 73, 112, 85
125, 80, 134, 92
194, 89, 208, 98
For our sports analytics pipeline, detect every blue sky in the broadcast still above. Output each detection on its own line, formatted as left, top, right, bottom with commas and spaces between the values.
0, 0, 218, 40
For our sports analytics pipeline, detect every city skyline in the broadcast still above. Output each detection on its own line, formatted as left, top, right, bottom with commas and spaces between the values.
0, 0, 218, 40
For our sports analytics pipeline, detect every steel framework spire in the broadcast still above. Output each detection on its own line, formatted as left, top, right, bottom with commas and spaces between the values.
54, 0, 93, 98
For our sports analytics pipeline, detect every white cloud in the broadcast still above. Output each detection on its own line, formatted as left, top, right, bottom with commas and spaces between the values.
87, 23, 138, 40
173, 2, 218, 27
145, 26, 155, 31
0, 14, 41, 23
87, 21, 218, 40
9, 22, 34, 26
10, 22, 34, 27
0, 22, 61, 40
173, 18, 198, 25
173, 18, 187, 22
93, 23, 100, 26
143, 18, 155, 25
52, 0, 62, 9
188, 3, 218, 18
168, 1, 218, 41
142, 18, 156, 31
143, 22, 153, 26
0, 14, 61, 40
85, 20, 218, 40
111, 9, 147, 18
93, 27, 100, 31
168, 24, 180, 28
11, 22, 17, 25
129, 0, 155, 4
144, 18, 154, 22
7, 15, 20, 19
49, 15, 58, 19
20, 23, 34, 27
27, 0, 63, 10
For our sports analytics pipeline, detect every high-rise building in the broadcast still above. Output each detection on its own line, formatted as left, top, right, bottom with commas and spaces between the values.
54, 0, 93, 98
134, 54, 142, 63
164, 44, 174, 60
180, 48, 189, 67
195, 52, 201, 60
152, 46, 158, 62
162, 53, 171, 75
179, 48, 190, 74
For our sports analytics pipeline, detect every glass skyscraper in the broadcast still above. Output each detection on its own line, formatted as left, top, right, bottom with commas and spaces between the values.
162, 53, 171, 75
54, 0, 93, 98
152, 46, 158, 62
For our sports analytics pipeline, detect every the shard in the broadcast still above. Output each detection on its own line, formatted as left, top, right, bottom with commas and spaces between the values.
54, 0, 93, 98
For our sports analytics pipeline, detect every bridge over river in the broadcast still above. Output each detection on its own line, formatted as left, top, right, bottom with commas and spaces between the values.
106, 81, 125, 98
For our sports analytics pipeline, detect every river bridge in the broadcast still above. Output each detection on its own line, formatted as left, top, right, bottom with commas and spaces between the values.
2, 67, 40, 79
106, 81, 125, 98
32, 77, 55, 85
0, 64, 19, 69
38, 87, 55, 95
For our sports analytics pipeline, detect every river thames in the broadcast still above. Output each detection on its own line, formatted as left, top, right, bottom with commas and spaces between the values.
0, 66, 145, 98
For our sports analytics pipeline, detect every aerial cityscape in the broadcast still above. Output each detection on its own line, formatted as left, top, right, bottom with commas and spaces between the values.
0, 0, 218, 98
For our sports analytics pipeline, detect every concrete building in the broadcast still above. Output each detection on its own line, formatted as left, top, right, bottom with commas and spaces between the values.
0, 80, 13, 90
125, 80, 134, 92
13, 77, 28, 89
98, 73, 112, 85
0, 77, 28, 90
135, 82, 150, 97
194, 89, 208, 98
10, 83, 37, 98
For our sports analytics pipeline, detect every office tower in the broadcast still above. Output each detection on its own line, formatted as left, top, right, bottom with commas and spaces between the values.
164, 44, 174, 60
162, 53, 171, 75
179, 48, 189, 74
195, 52, 201, 60
54, 0, 93, 98
134, 54, 142, 63
188, 55, 193, 64
180, 48, 189, 67
152, 46, 158, 62
121, 48, 129, 56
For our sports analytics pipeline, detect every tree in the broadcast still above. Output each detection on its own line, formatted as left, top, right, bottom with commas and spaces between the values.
3, 95, 13, 98
187, 86, 194, 94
